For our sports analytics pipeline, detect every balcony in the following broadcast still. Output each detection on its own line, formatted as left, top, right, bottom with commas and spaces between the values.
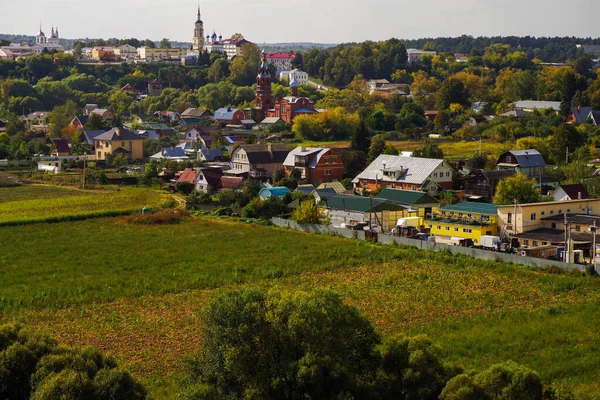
249, 169, 267, 178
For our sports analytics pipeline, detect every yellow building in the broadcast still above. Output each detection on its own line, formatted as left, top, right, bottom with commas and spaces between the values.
497, 198, 600, 236
424, 202, 499, 244
94, 127, 144, 161
91, 46, 115, 61
137, 47, 187, 62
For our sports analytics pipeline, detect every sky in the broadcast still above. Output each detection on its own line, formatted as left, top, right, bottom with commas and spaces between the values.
2, 0, 600, 44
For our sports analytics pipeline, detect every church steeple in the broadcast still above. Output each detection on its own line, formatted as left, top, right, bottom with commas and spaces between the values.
255, 51, 273, 122
192, 4, 205, 54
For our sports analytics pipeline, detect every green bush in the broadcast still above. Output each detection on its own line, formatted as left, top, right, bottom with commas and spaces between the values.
0, 323, 146, 399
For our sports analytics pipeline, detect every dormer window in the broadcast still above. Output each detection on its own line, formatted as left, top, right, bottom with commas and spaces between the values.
506, 155, 512, 163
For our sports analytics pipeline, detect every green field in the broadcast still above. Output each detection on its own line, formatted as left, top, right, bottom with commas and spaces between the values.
1, 215, 599, 398
296, 139, 504, 159
0, 185, 168, 225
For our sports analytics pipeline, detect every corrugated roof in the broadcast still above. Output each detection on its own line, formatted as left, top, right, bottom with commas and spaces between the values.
214, 108, 241, 120
317, 181, 346, 194
375, 188, 439, 206
439, 202, 499, 215
296, 184, 316, 195
325, 194, 407, 213
513, 100, 561, 111
352, 155, 447, 185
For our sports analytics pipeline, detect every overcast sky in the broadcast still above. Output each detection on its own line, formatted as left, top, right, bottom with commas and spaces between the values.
3, 0, 599, 44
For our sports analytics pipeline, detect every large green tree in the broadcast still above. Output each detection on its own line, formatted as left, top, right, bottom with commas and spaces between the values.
178, 288, 457, 400
493, 173, 541, 205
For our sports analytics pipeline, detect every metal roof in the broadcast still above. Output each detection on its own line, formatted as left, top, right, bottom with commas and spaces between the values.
283, 147, 330, 169
214, 108, 241, 120
324, 194, 407, 213
439, 202, 499, 215
95, 127, 142, 141
375, 188, 439, 206
513, 100, 561, 111
499, 149, 546, 168
352, 155, 447, 184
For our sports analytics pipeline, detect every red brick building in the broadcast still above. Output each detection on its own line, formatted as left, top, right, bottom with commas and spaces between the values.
283, 146, 344, 186
255, 53, 274, 123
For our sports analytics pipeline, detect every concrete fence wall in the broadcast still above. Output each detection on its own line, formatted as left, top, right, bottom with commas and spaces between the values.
271, 218, 587, 273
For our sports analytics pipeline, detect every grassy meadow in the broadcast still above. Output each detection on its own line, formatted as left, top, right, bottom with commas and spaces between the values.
1, 214, 599, 398
0, 185, 168, 225
297, 139, 504, 159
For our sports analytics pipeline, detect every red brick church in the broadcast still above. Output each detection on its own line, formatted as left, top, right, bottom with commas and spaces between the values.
254, 52, 316, 124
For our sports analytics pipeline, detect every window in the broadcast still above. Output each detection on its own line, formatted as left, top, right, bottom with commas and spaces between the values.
446, 172, 451, 177
533, 241, 538, 246
550, 210, 554, 215
428, 224, 432, 228
97, 151, 101, 158
543, 242, 548, 245
463, 228, 472, 233
454, 227, 459, 232
551, 223, 556, 229
567, 209, 571, 213
332, 157, 337, 163
506, 155, 512, 163
391, 184, 395, 189
575, 225, 581, 232
437, 225, 441, 230
411, 185, 417, 191
530, 213, 537, 221
458, 213, 463, 217
541, 211, 545, 216
467, 213, 472, 217
326, 169, 332, 176
121, 141, 125, 146
558, 209, 562, 214
325, 157, 330, 164
441, 211, 446, 216
524, 240, 529, 246
445, 226, 450, 231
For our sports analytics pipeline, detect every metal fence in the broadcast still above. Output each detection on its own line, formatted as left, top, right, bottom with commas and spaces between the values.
270, 218, 589, 273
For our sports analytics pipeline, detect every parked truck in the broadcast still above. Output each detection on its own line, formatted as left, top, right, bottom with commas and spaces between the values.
479, 235, 502, 251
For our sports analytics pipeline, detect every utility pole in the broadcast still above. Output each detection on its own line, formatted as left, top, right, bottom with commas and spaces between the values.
82, 154, 86, 189
592, 219, 597, 266
564, 212, 568, 263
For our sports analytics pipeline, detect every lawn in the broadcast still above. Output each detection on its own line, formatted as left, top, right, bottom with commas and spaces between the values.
1, 216, 599, 398
0, 185, 168, 225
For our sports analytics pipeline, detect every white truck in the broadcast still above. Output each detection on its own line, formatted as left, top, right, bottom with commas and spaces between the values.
479, 235, 502, 251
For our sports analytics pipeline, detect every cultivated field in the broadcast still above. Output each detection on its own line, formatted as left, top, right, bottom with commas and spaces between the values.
0, 185, 168, 225
1, 215, 599, 398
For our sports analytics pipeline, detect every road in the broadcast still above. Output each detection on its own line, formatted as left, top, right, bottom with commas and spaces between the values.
308, 80, 330, 92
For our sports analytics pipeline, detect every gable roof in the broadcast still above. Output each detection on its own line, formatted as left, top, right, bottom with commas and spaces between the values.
199, 167, 224, 186
375, 188, 439, 206
95, 127, 142, 141
568, 107, 593, 123
477, 169, 516, 181
219, 176, 244, 190
236, 144, 290, 164
90, 108, 111, 117
556, 184, 589, 200
499, 149, 546, 168
589, 110, 600, 126
352, 155, 447, 185
324, 194, 407, 213
177, 168, 200, 184
72, 115, 89, 126
50, 138, 70, 154
200, 148, 223, 161
181, 108, 213, 118
261, 117, 285, 124
296, 184, 316, 195
82, 130, 106, 145
317, 181, 346, 194
283, 147, 332, 168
